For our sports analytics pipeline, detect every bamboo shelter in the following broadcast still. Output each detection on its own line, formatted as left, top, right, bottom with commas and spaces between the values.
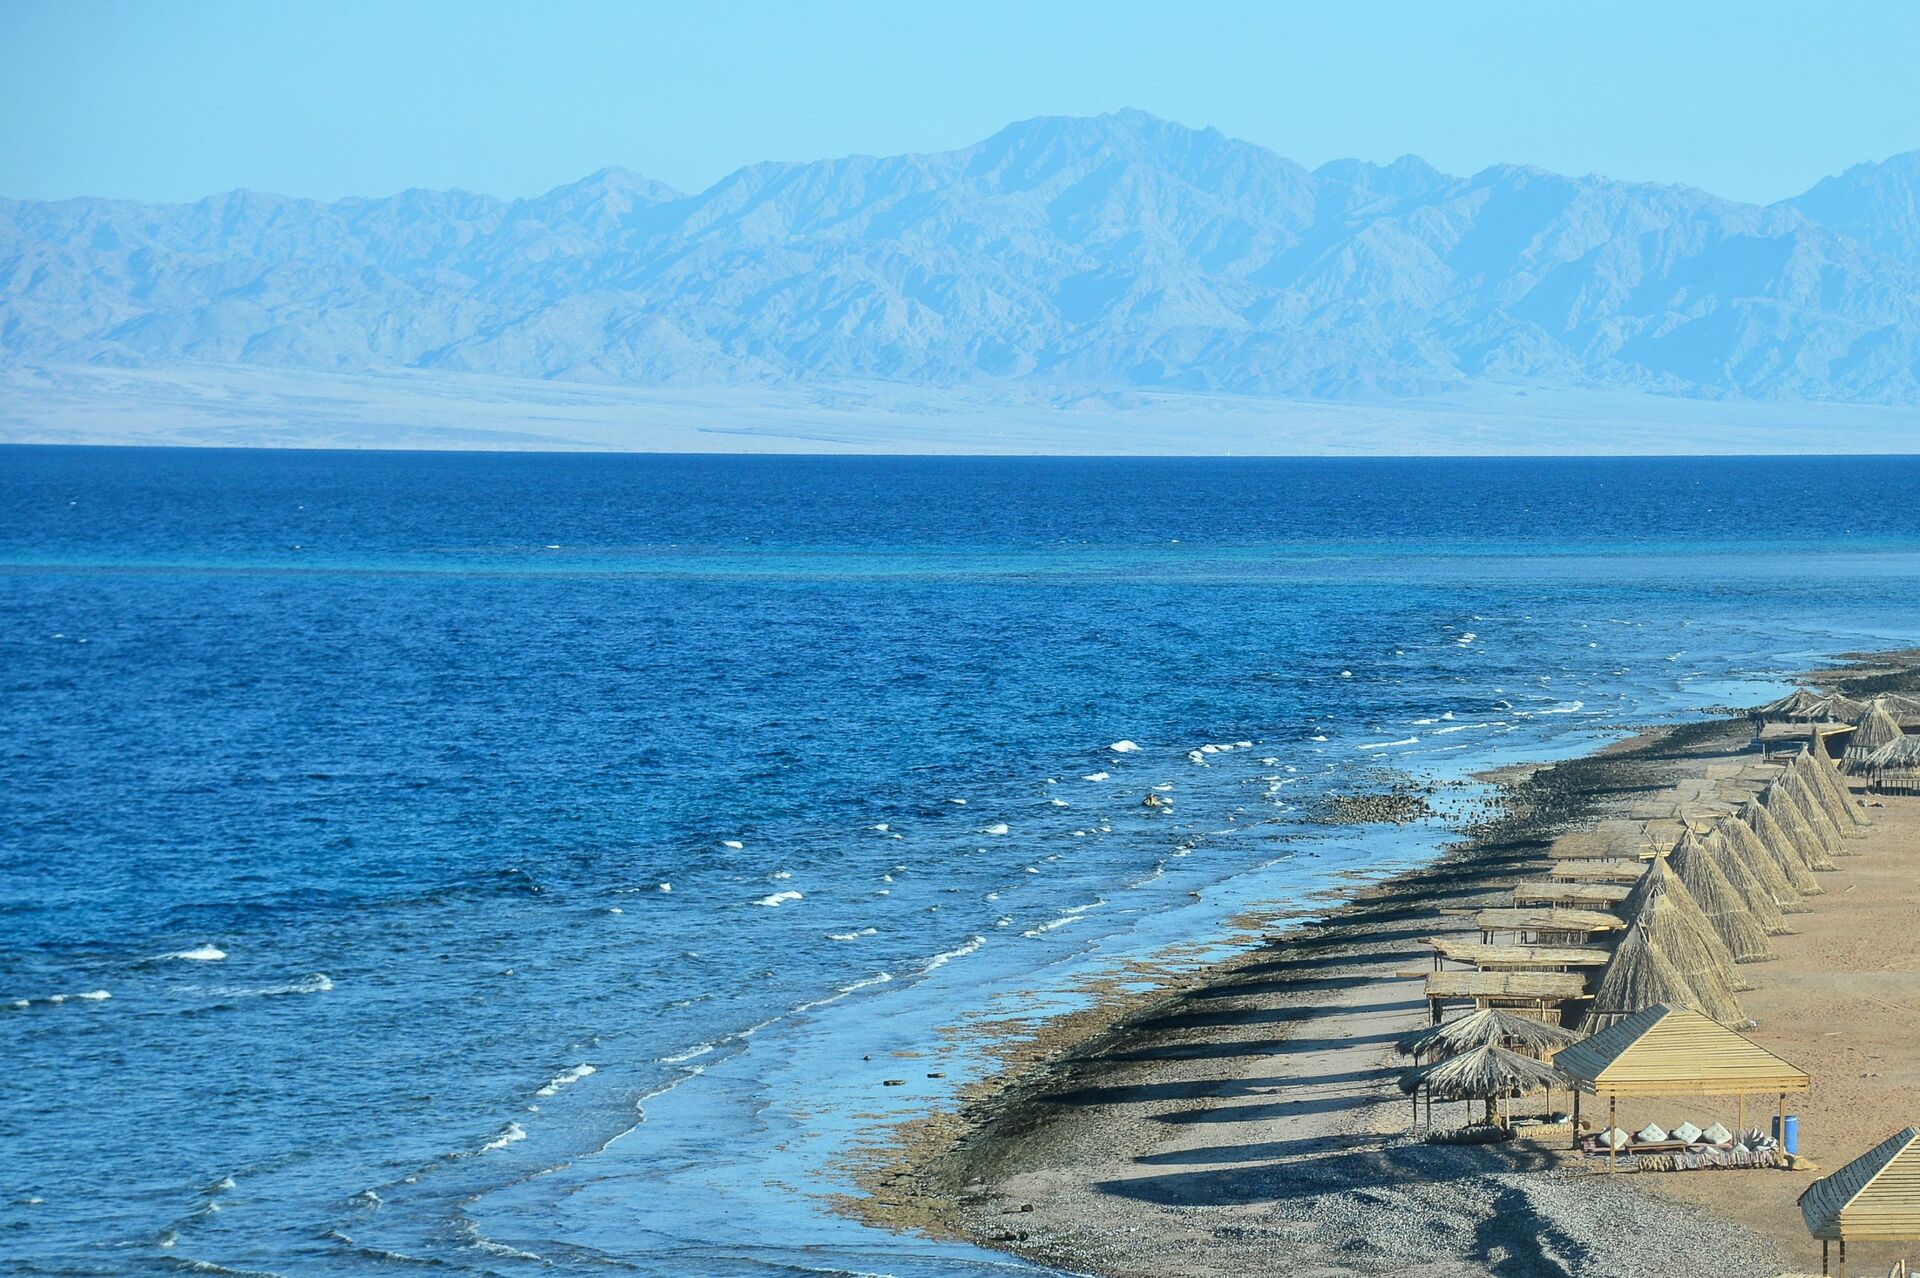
1803, 691, 1867, 723
1400, 1044, 1573, 1129
1510, 880, 1635, 910
1622, 853, 1750, 996
1799, 1127, 1920, 1275
1667, 829, 1774, 962
1474, 907, 1625, 945
1703, 820, 1796, 928
1548, 860, 1648, 884
1782, 768, 1850, 854
1398, 1006, 1583, 1063
1843, 700, 1905, 773
1426, 938, 1610, 973
1555, 1004, 1809, 1171
1583, 922, 1746, 1033
1423, 971, 1588, 1024
1864, 691, 1920, 727
1866, 734, 1920, 795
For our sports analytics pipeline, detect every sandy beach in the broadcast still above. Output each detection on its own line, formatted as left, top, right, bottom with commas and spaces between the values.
860, 668, 1920, 1278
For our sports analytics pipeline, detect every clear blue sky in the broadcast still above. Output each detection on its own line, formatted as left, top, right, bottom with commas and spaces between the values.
4, 0, 1917, 205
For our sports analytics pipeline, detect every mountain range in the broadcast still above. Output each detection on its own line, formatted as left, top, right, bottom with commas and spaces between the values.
8, 110, 1920, 408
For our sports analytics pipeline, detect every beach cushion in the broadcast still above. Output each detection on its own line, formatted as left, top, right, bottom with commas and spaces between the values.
1635, 1122, 1668, 1143
1671, 1121, 1703, 1143
1701, 1122, 1732, 1144
1600, 1127, 1631, 1150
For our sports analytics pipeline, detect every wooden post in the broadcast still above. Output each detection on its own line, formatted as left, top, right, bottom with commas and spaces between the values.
1572, 1091, 1581, 1149
1608, 1098, 1617, 1171
1821, 1239, 1828, 1275
1779, 1093, 1788, 1157
1738, 1094, 1745, 1137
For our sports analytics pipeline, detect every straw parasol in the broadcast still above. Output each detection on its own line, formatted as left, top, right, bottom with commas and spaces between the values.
1398, 1006, 1582, 1063
1761, 783, 1836, 871
1668, 828, 1775, 962
1705, 819, 1798, 926
1842, 700, 1904, 773
1400, 1044, 1572, 1128
1724, 810, 1821, 897
1864, 691, 1920, 726
1795, 743, 1870, 829
1623, 853, 1751, 995
1803, 691, 1867, 723
1751, 687, 1829, 723
1866, 733, 1920, 793
1584, 922, 1747, 1032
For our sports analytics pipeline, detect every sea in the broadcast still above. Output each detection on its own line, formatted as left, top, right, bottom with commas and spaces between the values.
5, 449, 1920, 1278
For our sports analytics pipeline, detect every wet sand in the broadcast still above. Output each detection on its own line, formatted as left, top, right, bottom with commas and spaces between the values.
856, 689, 1920, 1277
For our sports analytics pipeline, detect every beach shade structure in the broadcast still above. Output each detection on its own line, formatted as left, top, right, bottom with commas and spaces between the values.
1751, 687, 1831, 723
1865, 691, 1920, 727
1799, 1127, 1920, 1274
1842, 700, 1905, 773
1795, 742, 1870, 829
1724, 811, 1822, 897
1760, 784, 1838, 872
1509, 880, 1634, 911
1474, 907, 1625, 946
1547, 859, 1649, 884
1426, 938, 1611, 975
1555, 1003, 1809, 1170
1667, 828, 1775, 962
1622, 853, 1750, 998
1803, 691, 1868, 723
1398, 1005, 1583, 1064
1703, 820, 1797, 929
1782, 769, 1850, 855
1866, 733, 1920, 795
1583, 922, 1746, 1034
1423, 970, 1589, 1026
1400, 1044, 1572, 1129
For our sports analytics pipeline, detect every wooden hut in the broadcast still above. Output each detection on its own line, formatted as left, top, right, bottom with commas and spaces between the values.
1422, 970, 1588, 1025
1866, 734, 1920, 795
1799, 1127, 1920, 1275
1554, 1004, 1810, 1170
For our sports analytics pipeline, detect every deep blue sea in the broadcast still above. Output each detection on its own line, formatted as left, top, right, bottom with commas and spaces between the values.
5, 449, 1920, 1278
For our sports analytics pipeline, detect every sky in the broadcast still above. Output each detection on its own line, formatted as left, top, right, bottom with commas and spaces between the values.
2, 1, 1918, 206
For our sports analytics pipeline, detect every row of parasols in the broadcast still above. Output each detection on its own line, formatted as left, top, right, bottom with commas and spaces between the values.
1755, 688, 1920, 783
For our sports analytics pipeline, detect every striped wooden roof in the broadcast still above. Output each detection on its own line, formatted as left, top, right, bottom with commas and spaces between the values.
1510, 880, 1634, 907
1427, 938, 1611, 969
1424, 971, 1589, 1001
1800, 1127, 1920, 1241
1474, 907, 1624, 935
1548, 861, 1648, 883
1552, 1004, 1810, 1097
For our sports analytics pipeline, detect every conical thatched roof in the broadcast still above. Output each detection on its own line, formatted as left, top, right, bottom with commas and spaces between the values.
1752, 687, 1828, 722
1706, 821, 1797, 927
1624, 854, 1749, 996
1669, 829, 1775, 962
1796, 742, 1869, 827
1399, 1044, 1571, 1101
1585, 923, 1747, 1032
1844, 701, 1905, 770
1782, 769, 1846, 853
1867, 733, 1920, 771
1725, 811, 1821, 897
1397, 1007, 1582, 1062
1866, 691, 1920, 727
1760, 783, 1836, 871
1804, 691, 1867, 723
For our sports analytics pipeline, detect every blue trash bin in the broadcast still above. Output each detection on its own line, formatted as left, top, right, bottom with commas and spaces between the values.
1772, 1114, 1799, 1155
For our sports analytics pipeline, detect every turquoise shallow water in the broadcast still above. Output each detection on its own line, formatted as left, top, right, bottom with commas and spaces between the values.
3, 449, 1919, 1276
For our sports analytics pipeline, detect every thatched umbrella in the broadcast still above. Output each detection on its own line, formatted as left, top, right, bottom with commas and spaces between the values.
1669, 828, 1775, 962
1842, 701, 1904, 773
1804, 691, 1867, 723
1795, 742, 1869, 829
1706, 820, 1798, 926
1761, 783, 1837, 871
1400, 1044, 1572, 1128
1866, 691, 1920, 727
1751, 687, 1829, 723
1866, 733, 1920, 793
1398, 1006, 1581, 1064
1624, 853, 1750, 994
1584, 922, 1747, 1032
1724, 810, 1821, 897
1782, 769, 1850, 856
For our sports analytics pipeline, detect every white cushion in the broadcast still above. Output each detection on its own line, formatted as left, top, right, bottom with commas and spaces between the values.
1600, 1127, 1631, 1150
1671, 1121, 1703, 1143
1635, 1123, 1668, 1143
1701, 1123, 1732, 1144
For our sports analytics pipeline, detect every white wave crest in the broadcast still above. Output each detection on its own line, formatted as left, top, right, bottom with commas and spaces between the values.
480, 1122, 527, 1152
163, 945, 227, 962
534, 1064, 595, 1097
753, 891, 803, 907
